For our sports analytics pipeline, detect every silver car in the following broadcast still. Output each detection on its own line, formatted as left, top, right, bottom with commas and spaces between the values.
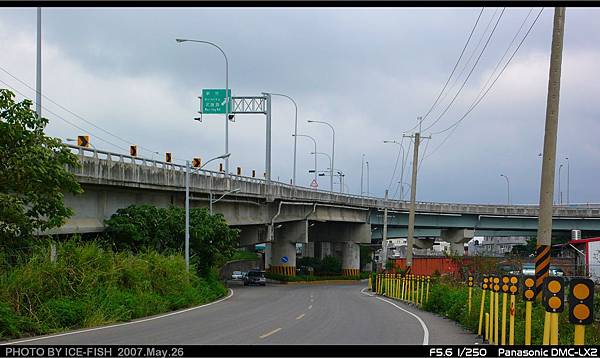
231, 271, 244, 280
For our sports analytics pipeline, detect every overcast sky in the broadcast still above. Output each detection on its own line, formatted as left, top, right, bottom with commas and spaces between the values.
1, 7, 599, 205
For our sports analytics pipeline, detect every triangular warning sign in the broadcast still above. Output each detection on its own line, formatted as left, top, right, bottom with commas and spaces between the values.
310, 179, 318, 188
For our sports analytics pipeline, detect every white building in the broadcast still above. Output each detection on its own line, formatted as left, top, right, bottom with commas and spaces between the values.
468, 236, 528, 257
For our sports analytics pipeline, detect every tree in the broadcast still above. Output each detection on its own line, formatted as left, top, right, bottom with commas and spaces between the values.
104, 205, 240, 275
0, 89, 81, 247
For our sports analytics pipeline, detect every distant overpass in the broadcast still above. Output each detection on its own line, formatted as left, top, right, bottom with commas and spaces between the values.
55, 145, 600, 274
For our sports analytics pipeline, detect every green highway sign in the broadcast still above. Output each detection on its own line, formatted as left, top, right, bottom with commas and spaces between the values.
202, 89, 231, 114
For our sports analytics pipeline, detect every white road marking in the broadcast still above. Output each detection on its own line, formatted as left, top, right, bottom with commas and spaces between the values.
2, 288, 235, 345
360, 288, 429, 345
296, 313, 305, 320
259, 327, 282, 339
308, 305, 313, 310
360, 287, 375, 296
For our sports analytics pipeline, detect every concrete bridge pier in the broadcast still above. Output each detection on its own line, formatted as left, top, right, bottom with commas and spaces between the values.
341, 242, 360, 276
441, 228, 474, 256
269, 220, 308, 276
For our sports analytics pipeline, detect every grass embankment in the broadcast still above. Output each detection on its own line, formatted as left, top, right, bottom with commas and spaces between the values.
422, 279, 600, 345
266, 271, 371, 282
0, 241, 227, 340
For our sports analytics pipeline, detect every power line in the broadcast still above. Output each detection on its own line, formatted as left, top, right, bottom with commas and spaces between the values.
424, 8, 545, 159
386, 137, 405, 192
0, 78, 129, 151
422, 8, 506, 133
0, 65, 161, 156
404, 8, 485, 134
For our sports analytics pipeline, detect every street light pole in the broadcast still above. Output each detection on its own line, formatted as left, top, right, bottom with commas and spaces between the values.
558, 163, 564, 204
565, 156, 570, 204
500, 174, 511, 205
176, 38, 230, 175
268, 93, 298, 187
366, 161, 370, 196
308, 120, 335, 193
293, 134, 317, 184
383, 140, 405, 197
184, 152, 230, 272
361, 154, 365, 196
36, 7, 41, 118
311, 152, 332, 186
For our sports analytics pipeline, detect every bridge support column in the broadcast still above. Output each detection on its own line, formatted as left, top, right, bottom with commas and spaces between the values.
341, 242, 360, 276
264, 243, 272, 270
441, 229, 474, 257
318, 242, 333, 259
449, 242, 466, 256
270, 239, 296, 276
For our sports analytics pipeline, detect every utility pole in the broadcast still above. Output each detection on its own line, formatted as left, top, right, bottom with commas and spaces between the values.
535, 7, 566, 299
403, 117, 431, 270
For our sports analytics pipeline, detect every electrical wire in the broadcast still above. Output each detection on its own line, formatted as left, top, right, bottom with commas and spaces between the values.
424, 8, 545, 159
403, 8, 486, 134
0, 65, 162, 156
0, 78, 129, 151
386, 137, 405, 192
422, 8, 506, 133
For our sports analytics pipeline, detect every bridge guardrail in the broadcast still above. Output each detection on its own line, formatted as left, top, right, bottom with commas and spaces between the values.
64, 144, 600, 217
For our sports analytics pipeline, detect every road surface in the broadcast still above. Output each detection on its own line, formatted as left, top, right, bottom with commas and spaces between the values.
6, 282, 479, 345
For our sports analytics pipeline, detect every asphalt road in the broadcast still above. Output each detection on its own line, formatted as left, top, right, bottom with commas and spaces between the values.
5, 282, 479, 345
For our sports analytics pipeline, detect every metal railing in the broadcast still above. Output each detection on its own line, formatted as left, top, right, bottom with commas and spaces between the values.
64, 144, 600, 217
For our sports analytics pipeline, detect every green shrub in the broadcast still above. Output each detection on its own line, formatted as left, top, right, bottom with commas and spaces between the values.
422, 279, 600, 345
0, 240, 227, 339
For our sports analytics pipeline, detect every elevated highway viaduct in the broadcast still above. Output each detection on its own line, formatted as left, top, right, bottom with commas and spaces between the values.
50, 145, 600, 274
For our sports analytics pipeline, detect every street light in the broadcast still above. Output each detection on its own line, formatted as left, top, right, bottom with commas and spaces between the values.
366, 161, 370, 196
558, 163, 564, 205
266, 93, 298, 187
176, 38, 231, 175
500, 174, 511, 205
311, 151, 332, 189
210, 187, 241, 214
384, 139, 405, 200
308, 120, 335, 193
361, 154, 365, 196
565, 156, 570, 205
293, 134, 317, 185
185, 152, 230, 272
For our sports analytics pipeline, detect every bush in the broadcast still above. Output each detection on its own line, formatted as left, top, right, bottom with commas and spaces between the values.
319, 256, 342, 276
422, 278, 600, 345
104, 205, 240, 275
0, 240, 227, 339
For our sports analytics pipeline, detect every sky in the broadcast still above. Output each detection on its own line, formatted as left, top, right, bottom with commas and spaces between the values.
1, 6, 599, 205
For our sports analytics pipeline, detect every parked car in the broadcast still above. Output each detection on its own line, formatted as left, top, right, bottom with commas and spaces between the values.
243, 270, 266, 286
231, 271, 244, 280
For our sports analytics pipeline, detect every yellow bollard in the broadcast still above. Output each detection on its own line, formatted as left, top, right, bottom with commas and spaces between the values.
368, 275, 372, 291
574, 325, 585, 345
408, 275, 412, 303
401, 275, 406, 301
493, 277, 500, 345
485, 313, 490, 342
426, 276, 430, 304
501, 276, 509, 345
489, 278, 494, 344
509, 294, 516, 345
478, 277, 488, 336
468, 275, 474, 315
525, 301, 533, 345
542, 311, 550, 345
415, 276, 420, 305
550, 312, 559, 345
397, 276, 401, 299
420, 276, 425, 306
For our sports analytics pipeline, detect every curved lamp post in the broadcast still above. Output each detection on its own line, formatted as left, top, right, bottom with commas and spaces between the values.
500, 174, 511, 205
266, 93, 298, 186
293, 134, 317, 185
176, 38, 230, 175
308, 120, 335, 193
185, 152, 230, 272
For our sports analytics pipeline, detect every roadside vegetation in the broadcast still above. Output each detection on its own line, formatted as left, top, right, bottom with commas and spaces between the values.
0, 89, 239, 340
422, 276, 600, 345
